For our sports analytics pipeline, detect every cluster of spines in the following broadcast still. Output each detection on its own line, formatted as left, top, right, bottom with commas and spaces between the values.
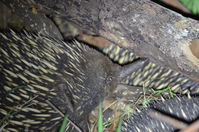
0, 30, 93, 131
101, 43, 199, 94
122, 97, 199, 132
102, 44, 139, 64
123, 62, 199, 94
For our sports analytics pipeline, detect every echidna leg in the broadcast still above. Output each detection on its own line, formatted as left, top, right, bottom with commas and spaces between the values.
109, 58, 149, 100
119, 58, 149, 81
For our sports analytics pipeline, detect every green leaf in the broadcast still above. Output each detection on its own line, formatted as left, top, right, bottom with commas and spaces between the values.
180, 0, 199, 14
141, 98, 151, 107
154, 87, 175, 97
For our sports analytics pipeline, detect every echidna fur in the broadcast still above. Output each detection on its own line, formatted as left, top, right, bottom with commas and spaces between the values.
121, 97, 199, 132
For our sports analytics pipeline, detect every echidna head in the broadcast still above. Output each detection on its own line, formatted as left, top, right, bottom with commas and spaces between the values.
62, 46, 149, 125
72, 48, 121, 115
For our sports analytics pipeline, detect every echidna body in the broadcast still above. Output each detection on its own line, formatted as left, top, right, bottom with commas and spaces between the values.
102, 44, 199, 95
0, 30, 146, 131
122, 97, 199, 132
53, 16, 199, 95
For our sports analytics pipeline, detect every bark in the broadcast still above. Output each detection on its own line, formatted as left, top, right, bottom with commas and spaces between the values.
1, 0, 63, 40
33, 0, 199, 79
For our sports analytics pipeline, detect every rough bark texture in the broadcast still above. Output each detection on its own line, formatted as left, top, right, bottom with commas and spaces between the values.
1, 0, 63, 40
31, 0, 199, 79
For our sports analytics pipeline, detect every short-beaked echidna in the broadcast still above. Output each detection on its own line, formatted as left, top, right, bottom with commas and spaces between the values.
101, 44, 199, 95
52, 16, 199, 95
122, 97, 199, 132
0, 30, 148, 131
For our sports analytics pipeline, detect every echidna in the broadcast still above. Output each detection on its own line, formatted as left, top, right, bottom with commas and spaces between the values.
52, 16, 199, 96
122, 97, 199, 132
101, 43, 199, 95
0, 30, 148, 131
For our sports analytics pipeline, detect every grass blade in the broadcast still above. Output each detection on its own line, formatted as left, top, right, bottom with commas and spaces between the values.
116, 116, 123, 132
98, 103, 104, 132
59, 115, 69, 132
